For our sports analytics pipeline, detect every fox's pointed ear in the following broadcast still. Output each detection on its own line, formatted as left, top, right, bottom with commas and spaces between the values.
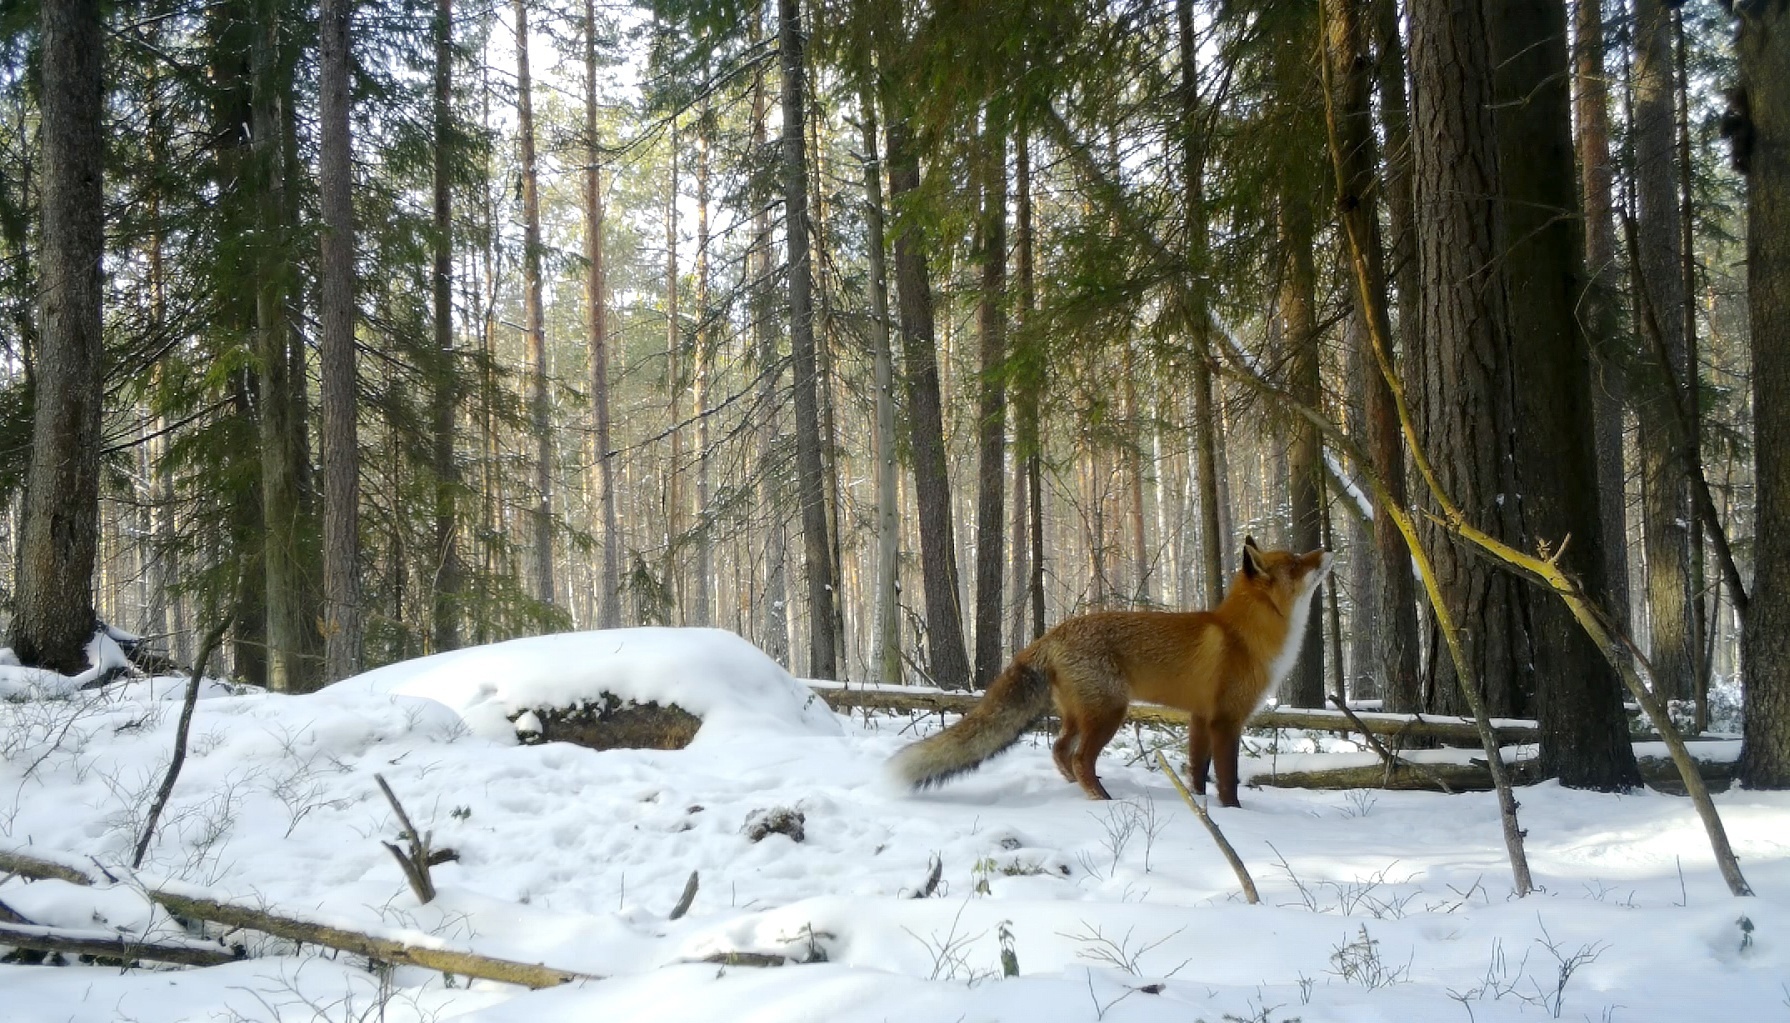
1242, 539, 1267, 578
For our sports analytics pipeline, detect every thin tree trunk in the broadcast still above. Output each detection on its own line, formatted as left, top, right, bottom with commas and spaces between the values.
752, 34, 790, 665
693, 104, 715, 628
1675, 10, 1710, 726
1282, 196, 1325, 709
1738, 0, 1790, 788
860, 94, 902, 686
1177, 0, 1227, 608
430, 0, 461, 652
665, 116, 684, 619
585, 0, 621, 630
1572, 0, 1634, 636
13, 0, 103, 674
1016, 123, 1046, 642
319, 0, 360, 681
973, 111, 1009, 686
780, 0, 837, 679
1490, 0, 1640, 789
1633, 0, 1695, 701
516, 0, 554, 608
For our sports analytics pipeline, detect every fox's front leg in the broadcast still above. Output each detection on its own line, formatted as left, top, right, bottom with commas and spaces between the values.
1187, 716, 1213, 796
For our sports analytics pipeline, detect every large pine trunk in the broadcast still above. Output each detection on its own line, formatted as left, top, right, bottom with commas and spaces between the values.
1281, 197, 1325, 710
886, 116, 972, 690
1740, 0, 1790, 788
780, 0, 838, 680
1632, 0, 1696, 702
859, 94, 902, 686
318, 0, 360, 681
12, 0, 104, 674
1489, 0, 1640, 789
1407, 0, 1531, 719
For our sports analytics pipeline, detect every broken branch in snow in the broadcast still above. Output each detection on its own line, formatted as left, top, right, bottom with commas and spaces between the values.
668, 870, 699, 920
0, 849, 96, 887
1156, 751, 1259, 905
0, 922, 242, 968
147, 886, 598, 988
375, 773, 452, 904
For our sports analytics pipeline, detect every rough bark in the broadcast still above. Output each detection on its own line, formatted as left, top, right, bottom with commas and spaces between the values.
693, 106, 715, 628
1739, 0, 1790, 788
973, 113, 1008, 686
781, 0, 838, 679
13, 0, 104, 674
1489, 0, 1640, 789
886, 117, 972, 690
318, 0, 360, 681
1016, 124, 1046, 645
1407, 0, 1531, 719
249, 0, 311, 692
1632, 0, 1695, 701
666, 117, 684, 619
752, 44, 791, 665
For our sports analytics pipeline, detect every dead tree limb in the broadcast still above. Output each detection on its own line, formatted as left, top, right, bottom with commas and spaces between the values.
374, 774, 445, 904
668, 870, 699, 920
146, 887, 597, 988
1156, 751, 1259, 905
133, 581, 238, 870
1326, 695, 1455, 794
0, 922, 242, 968
0, 849, 96, 886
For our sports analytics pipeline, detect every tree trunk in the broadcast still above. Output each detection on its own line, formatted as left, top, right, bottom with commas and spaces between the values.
665, 116, 684, 620
1571, 0, 1634, 636
1407, 0, 1531, 719
585, 0, 621, 630
973, 111, 1009, 686
693, 104, 715, 629
886, 116, 972, 690
751, 36, 790, 665
318, 0, 360, 681
251, 0, 311, 692
516, 0, 554, 608
780, 0, 837, 680
1489, 0, 1640, 789
1014, 122, 1046, 646
1739, 0, 1790, 788
430, 0, 461, 653
1177, 0, 1227, 608
13, 0, 103, 674
1632, 0, 1695, 702
1281, 196, 1325, 709
860, 94, 902, 686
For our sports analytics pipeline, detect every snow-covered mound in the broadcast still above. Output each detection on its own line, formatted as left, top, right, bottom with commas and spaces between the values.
327, 627, 842, 744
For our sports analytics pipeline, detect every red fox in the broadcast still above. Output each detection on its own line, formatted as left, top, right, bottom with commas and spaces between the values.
888, 537, 1332, 807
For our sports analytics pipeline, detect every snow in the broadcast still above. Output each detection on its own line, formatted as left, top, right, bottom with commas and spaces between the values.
2, 625, 1788, 1022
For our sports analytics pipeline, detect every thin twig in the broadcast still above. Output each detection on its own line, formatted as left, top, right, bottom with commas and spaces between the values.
1155, 751, 1258, 904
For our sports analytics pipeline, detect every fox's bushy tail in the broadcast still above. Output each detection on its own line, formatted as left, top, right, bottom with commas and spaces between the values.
886, 655, 1053, 791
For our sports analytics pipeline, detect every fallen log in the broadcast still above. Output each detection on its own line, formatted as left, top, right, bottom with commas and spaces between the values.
0, 848, 96, 886
811, 685, 1540, 745
1250, 755, 1736, 794
0, 922, 242, 968
147, 887, 598, 988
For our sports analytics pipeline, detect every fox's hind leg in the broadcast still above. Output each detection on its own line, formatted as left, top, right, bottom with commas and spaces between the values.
1187, 716, 1213, 796
1071, 698, 1127, 800
1052, 718, 1079, 782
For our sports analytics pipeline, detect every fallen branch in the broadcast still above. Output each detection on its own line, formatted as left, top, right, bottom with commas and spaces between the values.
668, 870, 699, 921
1326, 695, 1454, 794
1254, 755, 1735, 793
0, 849, 96, 886
0, 922, 242, 968
1155, 751, 1259, 905
148, 886, 598, 988
375, 774, 450, 904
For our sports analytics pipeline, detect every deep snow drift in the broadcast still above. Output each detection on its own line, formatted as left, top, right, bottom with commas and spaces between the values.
2, 627, 1787, 1022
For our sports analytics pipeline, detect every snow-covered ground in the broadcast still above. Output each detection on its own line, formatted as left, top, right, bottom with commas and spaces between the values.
3, 627, 1787, 1022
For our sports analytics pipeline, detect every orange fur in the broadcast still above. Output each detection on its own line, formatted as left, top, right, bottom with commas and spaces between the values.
887, 538, 1332, 807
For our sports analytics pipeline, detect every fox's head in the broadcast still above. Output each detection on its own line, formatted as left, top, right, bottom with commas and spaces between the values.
1237, 535, 1334, 613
